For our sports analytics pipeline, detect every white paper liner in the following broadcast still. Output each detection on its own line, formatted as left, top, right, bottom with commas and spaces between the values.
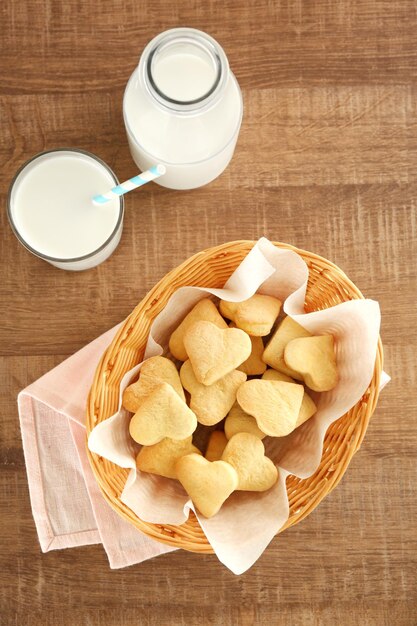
89, 238, 383, 574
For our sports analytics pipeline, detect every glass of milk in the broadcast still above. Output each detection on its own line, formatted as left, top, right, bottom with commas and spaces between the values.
7, 149, 124, 271
123, 28, 243, 190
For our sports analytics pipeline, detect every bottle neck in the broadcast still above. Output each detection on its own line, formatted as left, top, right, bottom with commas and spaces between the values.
139, 28, 229, 114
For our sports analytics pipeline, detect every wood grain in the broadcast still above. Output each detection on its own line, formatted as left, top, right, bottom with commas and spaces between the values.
1, 0, 416, 624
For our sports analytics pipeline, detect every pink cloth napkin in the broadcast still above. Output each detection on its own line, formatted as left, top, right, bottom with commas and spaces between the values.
18, 325, 176, 568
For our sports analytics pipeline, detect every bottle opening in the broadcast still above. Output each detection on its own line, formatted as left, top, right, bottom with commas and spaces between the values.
150, 38, 220, 104
144, 29, 228, 111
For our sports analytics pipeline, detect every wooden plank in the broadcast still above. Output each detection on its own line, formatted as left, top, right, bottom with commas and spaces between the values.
5, 603, 417, 626
0, 1, 416, 94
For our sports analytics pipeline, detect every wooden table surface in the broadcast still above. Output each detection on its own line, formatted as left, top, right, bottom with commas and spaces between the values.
1, 0, 416, 624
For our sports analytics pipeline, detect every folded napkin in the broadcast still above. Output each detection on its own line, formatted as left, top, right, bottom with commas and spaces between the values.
18, 326, 176, 568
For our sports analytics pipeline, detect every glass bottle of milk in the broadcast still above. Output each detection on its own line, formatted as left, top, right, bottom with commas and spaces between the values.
123, 28, 243, 190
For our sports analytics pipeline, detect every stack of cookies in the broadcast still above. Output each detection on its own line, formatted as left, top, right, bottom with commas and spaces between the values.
123, 295, 338, 518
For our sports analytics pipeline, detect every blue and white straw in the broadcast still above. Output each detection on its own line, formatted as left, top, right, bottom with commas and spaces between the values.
92, 164, 166, 205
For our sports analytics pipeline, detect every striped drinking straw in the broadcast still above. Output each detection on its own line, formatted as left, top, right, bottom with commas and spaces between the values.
92, 164, 166, 205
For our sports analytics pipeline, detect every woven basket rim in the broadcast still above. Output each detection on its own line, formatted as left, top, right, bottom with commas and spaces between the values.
86, 240, 383, 553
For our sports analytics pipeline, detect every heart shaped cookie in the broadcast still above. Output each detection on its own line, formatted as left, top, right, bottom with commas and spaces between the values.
205, 431, 228, 462
236, 379, 304, 437
180, 359, 246, 426
222, 433, 278, 491
261, 368, 294, 383
224, 403, 266, 440
129, 383, 197, 446
263, 316, 312, 378
284, 334, 338, 392
220, 294, 281, 336
231, 325, 266, 375
183, 321, 252, 385
136, 436, 201, 479
296, 392, 317, 426
169, 298, 227, 361
123, 356, 185, 413
175, 453, 238, 518
262, 369, 317, 427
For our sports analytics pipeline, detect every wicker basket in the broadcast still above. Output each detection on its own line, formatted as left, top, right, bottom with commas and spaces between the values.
86, 241, 383, 553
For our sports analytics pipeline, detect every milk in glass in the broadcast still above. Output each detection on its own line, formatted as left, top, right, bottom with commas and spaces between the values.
8, 149, 124, 270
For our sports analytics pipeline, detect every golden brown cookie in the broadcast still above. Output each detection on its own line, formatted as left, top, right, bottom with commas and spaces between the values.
262, 316, 312, 378
236, 379, 303, 437
122, 356, 185, 413
136, 436, 201, 479
220, 294, 282, 336
261, 368, 294, 383
180, 359, 246, 426
224, 403, 266, 440
169, 298, 227, 361
284, 334, 338, 392
262, 369, 317, 427
183, 321, 252, 385
296, 392, 317, 426
222, 433, 278, 491
205, 431, 228, 462
129, 383, 197, 445
237, 334, 267, 376
175, 453, 238, 518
